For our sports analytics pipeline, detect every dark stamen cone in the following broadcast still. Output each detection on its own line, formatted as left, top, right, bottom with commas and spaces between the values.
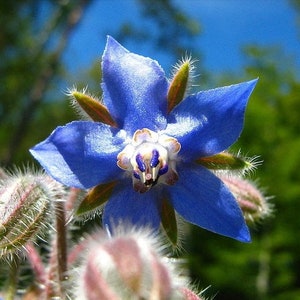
167, 60, 190, 113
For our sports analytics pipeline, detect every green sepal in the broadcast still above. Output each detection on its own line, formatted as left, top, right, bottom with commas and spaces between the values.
196, 152, 251, 171
167, 60, 190, 113
71, 91, 117, 126
76, 181, 116, 216
160, 198, 178, 246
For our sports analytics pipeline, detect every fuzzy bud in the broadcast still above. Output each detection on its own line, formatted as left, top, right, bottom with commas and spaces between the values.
0, 169, 63, 259
219, 175, 271, 224
73, 227, 192, 300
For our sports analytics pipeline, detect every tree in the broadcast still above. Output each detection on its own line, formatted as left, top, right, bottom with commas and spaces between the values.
0, 0, 91, 166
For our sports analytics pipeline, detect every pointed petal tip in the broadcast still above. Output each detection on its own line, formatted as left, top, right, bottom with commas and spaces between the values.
106, 35, 116, 46
104, 35, 127, 55
249, 77, 259, 83
236, 225, 251, 243
29, 140, 46, 159
229, 77, 258, 96
29, 146, 35, 154
239, 78, 258, 97
248, 77, 259, 89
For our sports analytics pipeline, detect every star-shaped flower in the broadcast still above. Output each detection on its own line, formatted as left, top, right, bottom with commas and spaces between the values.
30, 36, 257, 243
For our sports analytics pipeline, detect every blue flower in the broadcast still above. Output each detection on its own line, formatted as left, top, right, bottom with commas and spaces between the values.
30, 36, 257, 243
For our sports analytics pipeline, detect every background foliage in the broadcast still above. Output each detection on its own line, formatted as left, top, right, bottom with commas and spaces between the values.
1, 1, 300, 299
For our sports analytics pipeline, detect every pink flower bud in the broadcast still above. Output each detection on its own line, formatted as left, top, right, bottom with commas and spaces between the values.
73, 227, 190, 300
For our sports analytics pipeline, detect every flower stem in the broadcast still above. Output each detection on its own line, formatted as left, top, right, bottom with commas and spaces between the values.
55, 200, 68, 298
5, 253, 21, 300
26, 242, 46, 290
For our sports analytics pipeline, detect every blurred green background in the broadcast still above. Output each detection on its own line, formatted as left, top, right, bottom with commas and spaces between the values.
1, 1, 300, 299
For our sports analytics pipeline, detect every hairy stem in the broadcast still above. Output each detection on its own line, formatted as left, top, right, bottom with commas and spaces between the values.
26, 242, 46, 291
55, 200, 68, 299
5, 253, 21, 300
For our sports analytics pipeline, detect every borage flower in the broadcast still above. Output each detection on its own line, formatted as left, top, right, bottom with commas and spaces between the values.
30, 36, 257, 244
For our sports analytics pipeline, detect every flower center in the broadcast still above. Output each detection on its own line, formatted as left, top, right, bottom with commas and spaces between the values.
117, 128, 181, 193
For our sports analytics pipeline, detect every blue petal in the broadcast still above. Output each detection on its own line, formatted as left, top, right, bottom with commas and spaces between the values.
103, 179, 161, 231
101, 36, 168, 135
168, 164, 250, 242
30, 121, 124, 189
165, 79, 257, 159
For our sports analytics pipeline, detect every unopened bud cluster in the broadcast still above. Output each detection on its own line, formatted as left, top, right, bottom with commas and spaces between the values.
0, 169, 63, 259
72, 227, 203, 300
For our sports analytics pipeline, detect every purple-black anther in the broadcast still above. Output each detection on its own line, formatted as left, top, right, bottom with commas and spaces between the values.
133, 171, 140, 179
136, 154, 146, 172
150, 149, 159, 167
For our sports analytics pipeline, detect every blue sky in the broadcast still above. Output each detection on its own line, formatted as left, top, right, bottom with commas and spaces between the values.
63, 0, 299, 76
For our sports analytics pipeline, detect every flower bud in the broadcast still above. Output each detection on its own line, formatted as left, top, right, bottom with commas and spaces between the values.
73, 227, 190, 300
0, 169, 63, 259
219, 175, 271, 224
